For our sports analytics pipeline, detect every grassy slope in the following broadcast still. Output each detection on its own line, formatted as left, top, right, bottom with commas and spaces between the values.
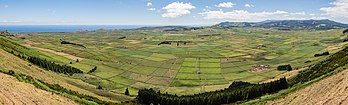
240, 46, 348, 104
267, 68, 348, 104
0, 73, 78, 105
0, 42, 132, 103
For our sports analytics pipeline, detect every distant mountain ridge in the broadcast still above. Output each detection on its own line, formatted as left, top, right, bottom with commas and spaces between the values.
214, 19, 348, 30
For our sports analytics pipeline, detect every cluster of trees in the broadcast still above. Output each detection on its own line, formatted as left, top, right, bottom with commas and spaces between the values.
277, 64, 293, 71
343, 29, 348, 34
118, 36, 126, 39
60, 40, 86, 48
158, 41, 172, 45
158, 41, 191, 46
137, 78, 288, 105
314, 51, 329, 57
26, 56, 83, 75
88, 66, 98, 73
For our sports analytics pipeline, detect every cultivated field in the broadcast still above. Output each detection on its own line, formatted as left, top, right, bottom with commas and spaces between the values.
13, 28, 347, 95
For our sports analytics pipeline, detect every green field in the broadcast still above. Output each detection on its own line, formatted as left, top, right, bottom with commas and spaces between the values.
12, 27, 348, 95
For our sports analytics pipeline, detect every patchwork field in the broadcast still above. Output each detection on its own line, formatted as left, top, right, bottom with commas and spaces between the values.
11, 28, 348, 95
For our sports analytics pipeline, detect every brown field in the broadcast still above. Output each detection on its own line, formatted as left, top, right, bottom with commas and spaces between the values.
21, 44, 84, 61
0, 73, 78, 105
267, 69, 348, 105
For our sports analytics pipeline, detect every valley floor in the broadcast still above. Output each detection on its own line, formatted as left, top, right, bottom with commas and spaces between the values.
0, 73, 78, 105
267, 69, 348, 105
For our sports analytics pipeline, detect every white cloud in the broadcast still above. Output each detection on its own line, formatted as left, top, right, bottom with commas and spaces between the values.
199, 10, 291, 21
162, 2, 195, 18
0, 20, 21, 23
216, 2, 236, 8
245, 4, 254, 8
320, 0, 348, 18
147, 2, 152, 6
291, 12, 306, 15
148, 8, 156, 11
4, 5, 8, 8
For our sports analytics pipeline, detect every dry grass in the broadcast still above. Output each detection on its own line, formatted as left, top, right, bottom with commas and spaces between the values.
267, 69, 348, 105
0, 73, 78, 105
22, 44, 84, 61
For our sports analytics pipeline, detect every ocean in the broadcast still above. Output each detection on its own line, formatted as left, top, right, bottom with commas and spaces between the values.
0, 25, 145, 33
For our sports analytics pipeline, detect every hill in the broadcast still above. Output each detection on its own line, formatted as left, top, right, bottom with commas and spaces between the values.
267, 68, 348, 105
0, 37, 133, 104
215, 19, 348, 30
0, 73, 78, 105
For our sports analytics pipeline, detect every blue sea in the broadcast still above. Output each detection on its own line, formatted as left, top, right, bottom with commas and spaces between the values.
0, 25, 146, 33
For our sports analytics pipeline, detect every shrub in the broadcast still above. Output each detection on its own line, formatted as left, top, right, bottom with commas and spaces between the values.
277, 64, 293, 71
314, 51, 329, 57
125, 88, 130, 96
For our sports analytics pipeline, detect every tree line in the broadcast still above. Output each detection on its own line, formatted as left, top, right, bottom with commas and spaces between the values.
20, 55, 84, 75
137, 78, 288, 105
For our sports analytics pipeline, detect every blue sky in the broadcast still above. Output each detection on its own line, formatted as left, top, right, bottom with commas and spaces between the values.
0, 0, 347, 25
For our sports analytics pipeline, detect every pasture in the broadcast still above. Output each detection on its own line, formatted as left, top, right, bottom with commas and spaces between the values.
14, 27, 347, 95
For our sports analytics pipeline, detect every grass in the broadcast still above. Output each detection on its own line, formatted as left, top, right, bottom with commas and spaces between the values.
4, 27, 344, 96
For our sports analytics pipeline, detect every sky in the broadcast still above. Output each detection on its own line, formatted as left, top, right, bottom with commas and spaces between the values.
0, 0, 348, 25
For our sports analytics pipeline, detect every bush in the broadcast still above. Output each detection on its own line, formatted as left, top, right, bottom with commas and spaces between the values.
277, 64, 293, 71
125, 88, 130, 96
343, 29, 348, 34
314, 51, 329, 57
97, 85, 103, 89
88, 66, 97, 73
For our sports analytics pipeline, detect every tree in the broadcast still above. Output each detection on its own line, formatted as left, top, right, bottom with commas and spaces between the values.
314, 51, 329, 57
125, 88, 130, 96
343, 29, 348, 34
97, 85, 103, 89
277, 64, 292, 71
88, 66, 97, 73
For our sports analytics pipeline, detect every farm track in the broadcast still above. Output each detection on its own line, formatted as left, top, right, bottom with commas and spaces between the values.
267, 68, 348, 105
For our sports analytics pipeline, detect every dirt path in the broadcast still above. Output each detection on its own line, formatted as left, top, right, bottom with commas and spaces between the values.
267, 69, 348, 105
22, 44, 84, 61
0, 73, 78, 105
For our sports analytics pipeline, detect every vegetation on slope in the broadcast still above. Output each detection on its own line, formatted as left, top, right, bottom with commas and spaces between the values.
137, 78, 287, 105
137, 45, 348, 105
0, 73, 78, 105
288, 46, 348, 86
1, 33, 133, 104
26, 56, 83, 75
1, 37, 83, 75
0, 70, 117, 105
